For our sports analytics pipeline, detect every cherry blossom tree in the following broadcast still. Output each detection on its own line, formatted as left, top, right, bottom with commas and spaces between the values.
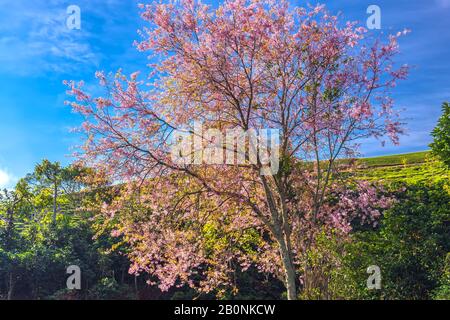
66, 0, 407, 299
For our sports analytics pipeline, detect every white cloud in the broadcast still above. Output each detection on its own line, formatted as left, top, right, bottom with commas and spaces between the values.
0, 169, 14, 189
0, 1, 100, 76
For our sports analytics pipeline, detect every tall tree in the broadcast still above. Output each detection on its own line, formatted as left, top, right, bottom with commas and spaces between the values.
430, 102, 450, 167
0, 180, 31, 300
66, 0, 407, 299
28, 160, 87, 223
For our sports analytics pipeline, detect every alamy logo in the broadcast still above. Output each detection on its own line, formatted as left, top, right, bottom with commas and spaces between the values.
66, 5, 81, 30
367, 265, 381, 290
66, 265, 81, 290
171, 122, 280, 175
366, 5, 381, 30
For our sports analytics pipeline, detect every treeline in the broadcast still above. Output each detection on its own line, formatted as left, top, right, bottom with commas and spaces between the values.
0, 160, 133, 299
0, 160, 283, 300
0, 158, 449, 300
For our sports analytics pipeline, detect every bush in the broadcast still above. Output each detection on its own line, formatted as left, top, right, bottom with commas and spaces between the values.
88, 278, 135, 300
331, 181, 450, 299
433, 253, 450, 300
430, 102, 450, 167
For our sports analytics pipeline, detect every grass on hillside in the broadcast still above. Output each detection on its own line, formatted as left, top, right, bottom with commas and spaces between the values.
357, 151, 430, 168
354, 151, 449, 184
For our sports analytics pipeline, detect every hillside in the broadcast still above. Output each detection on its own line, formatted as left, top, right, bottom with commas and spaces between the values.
358, 151, 430, 167
355, 151, 449, 184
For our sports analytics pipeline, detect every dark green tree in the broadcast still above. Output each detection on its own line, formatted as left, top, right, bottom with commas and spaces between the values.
0, 161, 134, 300
331, 181, 450, 300
430, 102, 450, 167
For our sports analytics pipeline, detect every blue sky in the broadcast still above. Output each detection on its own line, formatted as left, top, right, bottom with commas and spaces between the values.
0, 0, 449, 188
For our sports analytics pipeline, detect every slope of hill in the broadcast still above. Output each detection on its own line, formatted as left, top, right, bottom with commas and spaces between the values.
358, 151, 430, 168
355, 151, 449, 184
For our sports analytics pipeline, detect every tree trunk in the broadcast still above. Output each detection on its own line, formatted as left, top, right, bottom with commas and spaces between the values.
7, 272, 15, 300
52, 182, 57, 223
277, 237, 297, 300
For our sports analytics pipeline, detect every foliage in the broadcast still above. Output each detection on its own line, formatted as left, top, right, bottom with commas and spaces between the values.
1, 154, 449, 300
430, 102, 450, 167
0, 160, 133, 300
87, 278, 136, 300
65, 0, 408, 299
432, 253, 450, 300
329, 180, 450, 300
298, 230, 349, 300
3, 0, 449, 302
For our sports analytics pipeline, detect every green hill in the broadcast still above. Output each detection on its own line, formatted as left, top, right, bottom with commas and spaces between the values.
355, 151, 449, 184
358, 151, 430, 168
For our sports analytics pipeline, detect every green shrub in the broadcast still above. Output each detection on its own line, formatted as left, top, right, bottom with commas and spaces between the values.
430, 102, 450, 167
88, 278, 135, 300
433, 253, 450, 300
331, 181, 450, 299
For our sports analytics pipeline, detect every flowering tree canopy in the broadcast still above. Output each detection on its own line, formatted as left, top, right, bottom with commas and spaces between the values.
66, 0, 407, 299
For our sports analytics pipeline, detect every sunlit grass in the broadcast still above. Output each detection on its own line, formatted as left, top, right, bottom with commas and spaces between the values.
354, 151, 449, 184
